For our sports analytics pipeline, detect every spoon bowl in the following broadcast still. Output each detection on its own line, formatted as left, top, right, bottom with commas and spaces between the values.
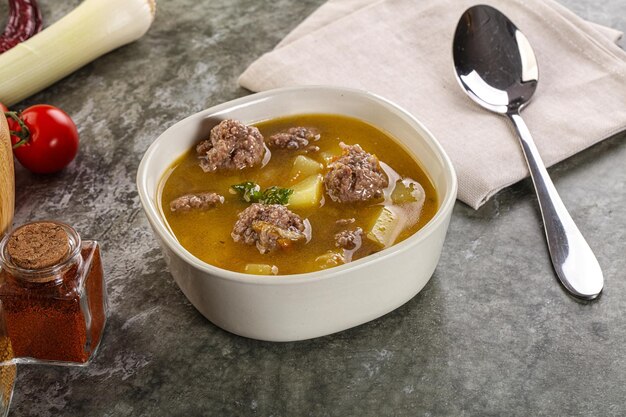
453, 6, 539, 113
453, 5, 603, 299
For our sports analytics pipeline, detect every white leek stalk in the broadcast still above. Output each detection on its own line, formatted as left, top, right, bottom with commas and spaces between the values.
0, 0, 156, 106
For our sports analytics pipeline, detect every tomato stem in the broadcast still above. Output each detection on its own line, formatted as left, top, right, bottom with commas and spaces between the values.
3, 111, 30, 148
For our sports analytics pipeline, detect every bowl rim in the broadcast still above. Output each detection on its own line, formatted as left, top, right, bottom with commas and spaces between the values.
137, 85, 457, 285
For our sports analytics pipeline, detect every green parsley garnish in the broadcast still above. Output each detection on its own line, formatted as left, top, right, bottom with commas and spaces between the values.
261, 186, 293, 205
231, 181, 262, 203
231, 182, 293, 205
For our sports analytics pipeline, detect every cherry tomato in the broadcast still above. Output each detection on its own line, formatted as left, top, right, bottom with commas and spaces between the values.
9, 105, 79, 174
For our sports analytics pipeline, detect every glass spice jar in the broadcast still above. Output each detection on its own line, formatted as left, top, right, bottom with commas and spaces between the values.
0, 221, 107, 366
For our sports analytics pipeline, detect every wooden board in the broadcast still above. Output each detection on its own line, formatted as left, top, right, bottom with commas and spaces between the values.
0, 113, 14, 237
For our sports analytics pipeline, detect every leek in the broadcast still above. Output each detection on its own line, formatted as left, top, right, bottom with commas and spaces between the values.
0, 0, 156, 106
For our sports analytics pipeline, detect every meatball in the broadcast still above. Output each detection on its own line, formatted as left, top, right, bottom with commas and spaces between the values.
231, 203, 306, 254
324, 143, 388, 203
170, 192, 224, 212
335, 227, 363, 250
266, 127, 319, 150
196, 119, 265, 172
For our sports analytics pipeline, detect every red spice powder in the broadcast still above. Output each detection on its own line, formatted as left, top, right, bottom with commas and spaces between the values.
0, 224, 106, 365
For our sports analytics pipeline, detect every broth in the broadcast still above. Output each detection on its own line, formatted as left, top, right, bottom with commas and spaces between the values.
160, 114, 438, 275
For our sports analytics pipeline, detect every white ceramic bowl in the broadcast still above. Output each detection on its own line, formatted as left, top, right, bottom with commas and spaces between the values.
137, 86, 457, 341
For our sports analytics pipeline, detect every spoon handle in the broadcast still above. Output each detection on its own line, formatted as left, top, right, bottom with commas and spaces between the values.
506, 112, 603, 299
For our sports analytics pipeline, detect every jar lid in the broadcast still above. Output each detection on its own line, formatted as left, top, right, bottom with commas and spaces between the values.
7, 222, 69, 269
0, 221, 81, 283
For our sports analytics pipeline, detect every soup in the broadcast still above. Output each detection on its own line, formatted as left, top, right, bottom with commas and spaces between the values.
160, 114, 437, 275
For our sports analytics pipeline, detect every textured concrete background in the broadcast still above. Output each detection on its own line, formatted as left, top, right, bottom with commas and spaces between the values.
2, 0, 626, 416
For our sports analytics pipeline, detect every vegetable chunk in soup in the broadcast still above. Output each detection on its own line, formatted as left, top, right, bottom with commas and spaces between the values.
160, 114, 438, 275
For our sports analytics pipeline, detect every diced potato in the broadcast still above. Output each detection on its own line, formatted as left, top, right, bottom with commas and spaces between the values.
391, 180, 425, 205
244, 263, 278, 275
314, 251, 345, 270
289, 174, 323, 209
290, 155, 323, 182
367, 206, 405, 248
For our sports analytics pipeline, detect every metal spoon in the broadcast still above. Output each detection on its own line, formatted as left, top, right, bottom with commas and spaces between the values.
452, 5, 603, 299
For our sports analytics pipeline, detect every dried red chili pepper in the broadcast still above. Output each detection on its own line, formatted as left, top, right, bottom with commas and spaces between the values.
0, 221, 107, 365
0, 0, 43, 53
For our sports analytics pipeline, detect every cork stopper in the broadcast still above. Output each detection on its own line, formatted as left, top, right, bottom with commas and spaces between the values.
6, 222, 70, 270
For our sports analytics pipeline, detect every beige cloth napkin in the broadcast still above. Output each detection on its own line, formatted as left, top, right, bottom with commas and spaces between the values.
239, 0, 626, 209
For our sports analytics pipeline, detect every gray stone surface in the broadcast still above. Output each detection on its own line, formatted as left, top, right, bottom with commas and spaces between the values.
2, 0, 625, 416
